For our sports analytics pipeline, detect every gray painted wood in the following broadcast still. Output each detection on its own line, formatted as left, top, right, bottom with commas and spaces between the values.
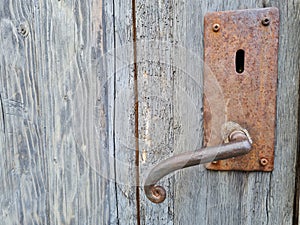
0, 0, 299, 225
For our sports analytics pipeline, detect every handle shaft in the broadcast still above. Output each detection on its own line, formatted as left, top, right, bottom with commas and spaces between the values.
144, 124, 252, 204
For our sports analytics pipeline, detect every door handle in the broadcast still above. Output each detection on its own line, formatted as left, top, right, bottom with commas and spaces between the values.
144, 122, 252, 203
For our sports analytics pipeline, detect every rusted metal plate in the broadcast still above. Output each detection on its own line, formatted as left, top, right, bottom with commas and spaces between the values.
204, 7, 279, 171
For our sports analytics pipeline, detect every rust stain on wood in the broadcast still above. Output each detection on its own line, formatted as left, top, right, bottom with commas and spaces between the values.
204, 8, 279, 171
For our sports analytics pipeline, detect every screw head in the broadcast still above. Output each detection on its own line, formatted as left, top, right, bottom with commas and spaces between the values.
260, 158, 268, 166
212, 23, 220, 32
262, 17, 270, 26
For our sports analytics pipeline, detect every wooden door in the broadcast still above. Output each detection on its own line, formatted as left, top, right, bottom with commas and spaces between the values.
0, 0, 299, 224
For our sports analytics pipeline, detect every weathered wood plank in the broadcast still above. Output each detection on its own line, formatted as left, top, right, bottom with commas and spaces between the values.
0, 0, 299, 224
170, 1, 300, 225
135, 1, 175, 224
0, 1, 47, 224
129, 0, 300, 224
268, 0, 300, 224
33, 0, 117, 224
113, 0, 139, 224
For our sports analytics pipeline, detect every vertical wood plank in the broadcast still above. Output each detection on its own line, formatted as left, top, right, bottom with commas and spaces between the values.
113, 0, 139, 224
0, 1, 47, 224
170, 1, 300, 225
171, 2, 207, 224
268, 0, 300, 224
135, 1, 175, 224
132, 0, 300, 224
33, 0, 117, 224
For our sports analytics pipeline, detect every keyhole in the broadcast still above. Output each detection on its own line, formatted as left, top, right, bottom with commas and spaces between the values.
235, 49, 245, 73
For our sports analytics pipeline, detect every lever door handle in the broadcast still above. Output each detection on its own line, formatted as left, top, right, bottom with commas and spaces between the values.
144, 122, 252, 203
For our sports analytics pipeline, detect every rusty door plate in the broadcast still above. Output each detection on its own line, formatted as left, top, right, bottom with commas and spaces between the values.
204, 7, 279, 171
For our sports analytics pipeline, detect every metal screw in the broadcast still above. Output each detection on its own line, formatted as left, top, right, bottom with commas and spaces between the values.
262, 17, 270, 26
260, 158, 268, 166
212, 23, 220, 32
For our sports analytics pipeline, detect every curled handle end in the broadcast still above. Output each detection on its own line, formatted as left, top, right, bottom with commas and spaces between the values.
144, 185, 166, 204
144, 121, 252, 204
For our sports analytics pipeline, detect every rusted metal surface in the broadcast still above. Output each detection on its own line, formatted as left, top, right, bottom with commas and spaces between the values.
144, 122, 252, 203
204, 8, 279, 171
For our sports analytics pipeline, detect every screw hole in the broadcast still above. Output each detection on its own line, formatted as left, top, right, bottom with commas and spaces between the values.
262, 17, 270, 26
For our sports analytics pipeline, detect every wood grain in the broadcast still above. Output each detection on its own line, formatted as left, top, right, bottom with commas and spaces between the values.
130, 0, 300, 225
135, 1, 175, 224
0, 0, 299, 224
36, 0, 119, 224
113, 0, 139, 224
0, 1, 47, 224
0, 0, 118, 224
